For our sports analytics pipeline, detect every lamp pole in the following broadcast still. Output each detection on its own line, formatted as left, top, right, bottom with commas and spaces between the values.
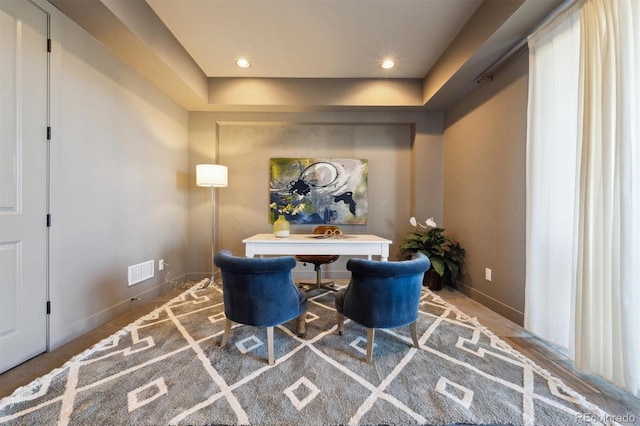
209, 185, 216, 286
196, 164, 228, 286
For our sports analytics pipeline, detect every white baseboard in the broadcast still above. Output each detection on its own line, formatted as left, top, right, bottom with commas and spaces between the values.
455, 281, 524, 326
50, 274, 188, 350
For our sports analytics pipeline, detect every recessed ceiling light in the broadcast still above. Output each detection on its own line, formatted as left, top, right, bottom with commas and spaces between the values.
381, 59, 395, 69
236, 58, 251, 69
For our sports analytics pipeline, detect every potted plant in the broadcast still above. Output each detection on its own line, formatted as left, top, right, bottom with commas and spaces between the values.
399, 217, 465, 290
269, 201, 305, 237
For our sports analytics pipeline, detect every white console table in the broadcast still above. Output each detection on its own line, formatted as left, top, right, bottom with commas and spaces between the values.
242, 233, 392, 261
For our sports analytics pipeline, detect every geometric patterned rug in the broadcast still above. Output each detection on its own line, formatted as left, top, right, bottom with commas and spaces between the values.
0, 279, 614, 425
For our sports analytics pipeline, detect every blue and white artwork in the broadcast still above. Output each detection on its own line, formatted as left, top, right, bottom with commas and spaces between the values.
269, 158, 368, 224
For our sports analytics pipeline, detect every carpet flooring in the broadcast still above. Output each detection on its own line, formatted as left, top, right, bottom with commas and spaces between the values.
0, 279, 616, 425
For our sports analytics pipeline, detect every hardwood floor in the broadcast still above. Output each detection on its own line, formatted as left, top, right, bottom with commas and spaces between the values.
0, 284, 189, 400
1, 282, 638, 424
436, 286, 640, 425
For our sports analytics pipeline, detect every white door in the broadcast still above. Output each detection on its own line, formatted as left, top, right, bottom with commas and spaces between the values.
0, 0, 49, 373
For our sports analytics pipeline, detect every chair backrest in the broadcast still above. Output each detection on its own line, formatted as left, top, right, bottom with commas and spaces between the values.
214, 250, 303, 327
313, 225, 342, 237
296, 225, 342, 264
342, 253, 431, 329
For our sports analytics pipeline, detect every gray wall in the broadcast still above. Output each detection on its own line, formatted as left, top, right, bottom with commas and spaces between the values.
45, 2, 189, 349
442, 51, 528, 325
32, 0, 530, 350
188, 111, 444, 280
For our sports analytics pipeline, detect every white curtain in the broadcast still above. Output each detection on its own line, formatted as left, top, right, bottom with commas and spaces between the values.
525, 6, 581, 349
526, 0, 640, 396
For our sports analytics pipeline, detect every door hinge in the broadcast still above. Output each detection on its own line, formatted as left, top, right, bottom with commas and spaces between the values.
47, 38, 51, 53
46, 214, 51, 227
47, 126, 51, 140
46, 301, 51, 315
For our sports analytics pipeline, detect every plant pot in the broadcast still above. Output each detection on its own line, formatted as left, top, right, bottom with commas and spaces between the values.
423, 269, 442, 291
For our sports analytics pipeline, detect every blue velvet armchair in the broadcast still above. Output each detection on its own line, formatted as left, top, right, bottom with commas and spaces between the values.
214, 250, 308, 365
335, 253, 431, 363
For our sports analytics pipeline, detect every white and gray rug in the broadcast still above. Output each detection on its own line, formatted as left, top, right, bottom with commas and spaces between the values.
0, 280, 614, 425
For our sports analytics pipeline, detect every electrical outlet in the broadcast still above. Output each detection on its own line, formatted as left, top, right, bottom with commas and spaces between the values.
485, 268, 492, 281
159, 259, 164, 271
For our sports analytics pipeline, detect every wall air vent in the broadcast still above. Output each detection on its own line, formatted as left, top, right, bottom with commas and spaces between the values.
128, 260, 154, 286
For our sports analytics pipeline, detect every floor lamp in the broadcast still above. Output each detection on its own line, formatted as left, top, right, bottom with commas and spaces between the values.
196, 164, 228, 286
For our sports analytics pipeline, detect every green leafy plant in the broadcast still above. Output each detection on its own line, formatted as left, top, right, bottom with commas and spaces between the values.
400, 217, 466, 286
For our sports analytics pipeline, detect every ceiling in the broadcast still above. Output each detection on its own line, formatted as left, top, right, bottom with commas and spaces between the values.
47, 0, 567, 111
145, 0, 483, 79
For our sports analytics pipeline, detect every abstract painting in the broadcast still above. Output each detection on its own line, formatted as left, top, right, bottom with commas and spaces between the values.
269, 158, 368, 224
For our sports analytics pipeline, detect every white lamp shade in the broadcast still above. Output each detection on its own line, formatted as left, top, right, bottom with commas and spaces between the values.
196, 164, 228, 187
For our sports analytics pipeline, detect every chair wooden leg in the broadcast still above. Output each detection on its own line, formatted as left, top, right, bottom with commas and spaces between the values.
220, 318, 232, 347
298, 311, 307, 337
366, 328, 375, 364
410, 322, 419, 348
336, 311, 344, 336
267, 326, 275, 365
